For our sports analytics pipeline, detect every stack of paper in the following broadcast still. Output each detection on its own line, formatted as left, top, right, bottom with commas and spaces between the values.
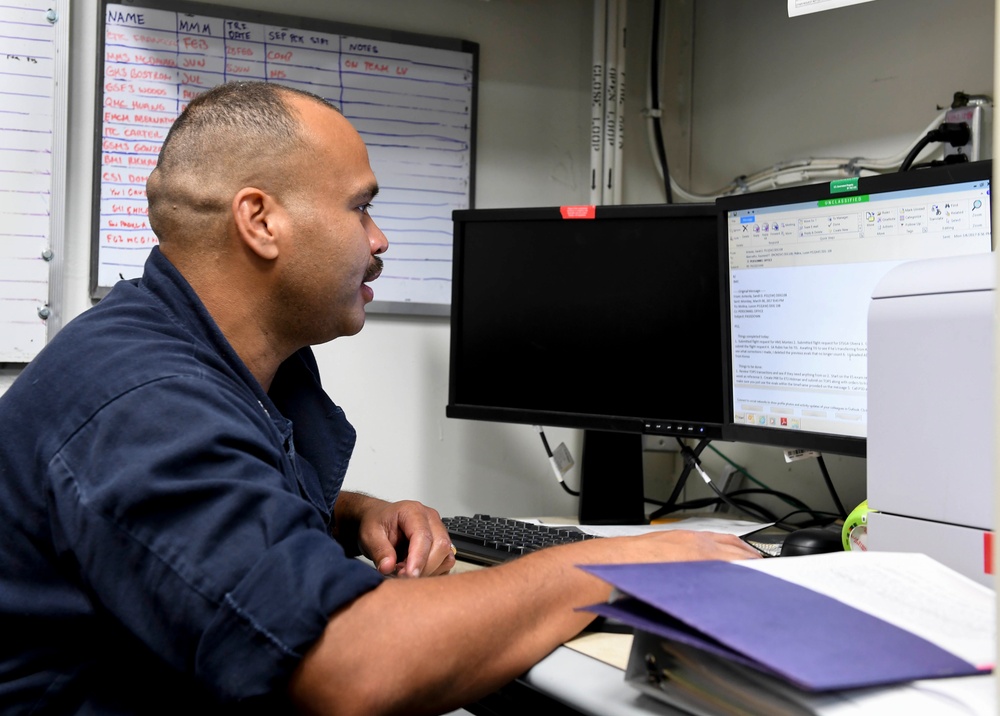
580, 551, 995, 716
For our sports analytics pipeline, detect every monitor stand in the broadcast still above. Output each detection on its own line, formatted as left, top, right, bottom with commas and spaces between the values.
577, 430, 647, 525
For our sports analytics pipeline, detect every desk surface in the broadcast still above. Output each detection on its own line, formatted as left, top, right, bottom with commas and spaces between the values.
522, 641, 684, 716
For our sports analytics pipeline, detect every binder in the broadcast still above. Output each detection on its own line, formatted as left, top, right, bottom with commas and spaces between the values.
578, 552, 994, 714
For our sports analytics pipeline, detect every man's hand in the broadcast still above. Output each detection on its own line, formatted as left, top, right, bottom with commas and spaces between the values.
335, 492, 456, 578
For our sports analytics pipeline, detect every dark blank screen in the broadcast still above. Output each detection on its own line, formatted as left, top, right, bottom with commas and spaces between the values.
447, 204, 724, 436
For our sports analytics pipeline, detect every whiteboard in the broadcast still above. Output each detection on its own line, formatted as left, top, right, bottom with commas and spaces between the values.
93, 0, 477, 315
0, 0, 69, 361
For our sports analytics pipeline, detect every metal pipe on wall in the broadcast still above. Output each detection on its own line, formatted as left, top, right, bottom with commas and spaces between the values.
612, 0, 627, 205
590, 0, 606, 205
591, 0, 627, 206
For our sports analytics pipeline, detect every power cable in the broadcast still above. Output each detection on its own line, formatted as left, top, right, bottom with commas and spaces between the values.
647, 437, 711, 521
535, 426, 580, 496
816, 455, 847, 518
898, 121, 972, 171
647, 0, 672, 202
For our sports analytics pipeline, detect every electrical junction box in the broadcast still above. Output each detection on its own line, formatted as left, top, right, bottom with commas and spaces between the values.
945, 100, 992, 161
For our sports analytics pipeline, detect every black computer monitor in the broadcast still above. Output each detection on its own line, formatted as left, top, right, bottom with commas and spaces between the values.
717, 160, 993, 458
447, 203, 722, 523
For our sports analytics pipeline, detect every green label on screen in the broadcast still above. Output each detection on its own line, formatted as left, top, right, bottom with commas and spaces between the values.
819, 194, 869, 207
830, 178, 859, 193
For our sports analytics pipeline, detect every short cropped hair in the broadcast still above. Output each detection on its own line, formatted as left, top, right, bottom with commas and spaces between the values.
146, 81, 339, 244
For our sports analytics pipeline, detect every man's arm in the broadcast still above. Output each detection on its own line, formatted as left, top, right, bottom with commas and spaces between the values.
289, 528, 760, 716
332, 491, 455, 577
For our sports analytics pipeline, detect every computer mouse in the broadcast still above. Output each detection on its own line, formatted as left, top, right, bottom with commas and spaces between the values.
779, 526, 845, 557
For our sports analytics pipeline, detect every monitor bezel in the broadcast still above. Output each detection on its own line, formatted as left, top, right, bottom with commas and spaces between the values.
716, 160, 993, 458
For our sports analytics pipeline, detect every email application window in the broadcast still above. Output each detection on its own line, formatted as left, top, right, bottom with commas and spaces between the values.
725, 179, 991, 439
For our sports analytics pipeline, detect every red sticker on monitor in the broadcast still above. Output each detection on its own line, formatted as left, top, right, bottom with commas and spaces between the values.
560, 205, 596, 219
985, 532, 993, 575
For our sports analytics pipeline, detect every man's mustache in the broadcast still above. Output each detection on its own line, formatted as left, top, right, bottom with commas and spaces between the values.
364, 256, 384, 282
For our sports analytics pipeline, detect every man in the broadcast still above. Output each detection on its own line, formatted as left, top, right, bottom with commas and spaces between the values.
0, 81, 759, 714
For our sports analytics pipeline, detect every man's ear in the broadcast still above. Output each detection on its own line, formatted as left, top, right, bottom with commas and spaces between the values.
232, 187, 282, 260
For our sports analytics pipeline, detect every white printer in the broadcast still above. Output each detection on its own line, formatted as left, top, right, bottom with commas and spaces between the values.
866, 251, 995, 587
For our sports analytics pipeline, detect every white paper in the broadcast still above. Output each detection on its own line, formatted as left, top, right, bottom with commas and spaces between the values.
824, 676, 997, 716
740, 551, 996, 668
568, 516, 770, 538
788, 0, 876, 17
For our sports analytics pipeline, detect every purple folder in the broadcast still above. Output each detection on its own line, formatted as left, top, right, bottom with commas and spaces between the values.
579, 560, 987, 692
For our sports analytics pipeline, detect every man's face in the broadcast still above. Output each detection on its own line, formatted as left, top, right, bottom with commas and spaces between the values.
276, 97, 388, 345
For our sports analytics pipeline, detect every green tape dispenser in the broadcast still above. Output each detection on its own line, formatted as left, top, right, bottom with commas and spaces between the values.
842, 499, 869, 551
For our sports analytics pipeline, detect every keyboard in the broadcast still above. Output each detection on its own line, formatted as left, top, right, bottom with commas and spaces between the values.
742, 533, 783, 558
443, 514, 600, 566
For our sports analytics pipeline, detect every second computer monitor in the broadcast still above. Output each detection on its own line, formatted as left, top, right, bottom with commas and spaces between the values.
717, 160, 993, 457
447, 202, 724, 439
447, 203, 723, 523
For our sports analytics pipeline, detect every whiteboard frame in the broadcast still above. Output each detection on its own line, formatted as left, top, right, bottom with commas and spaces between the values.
48, 0, 71, 338
90, 0, 478, 317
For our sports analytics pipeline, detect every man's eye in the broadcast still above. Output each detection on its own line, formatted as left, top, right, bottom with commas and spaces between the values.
358, 203, 373, 215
